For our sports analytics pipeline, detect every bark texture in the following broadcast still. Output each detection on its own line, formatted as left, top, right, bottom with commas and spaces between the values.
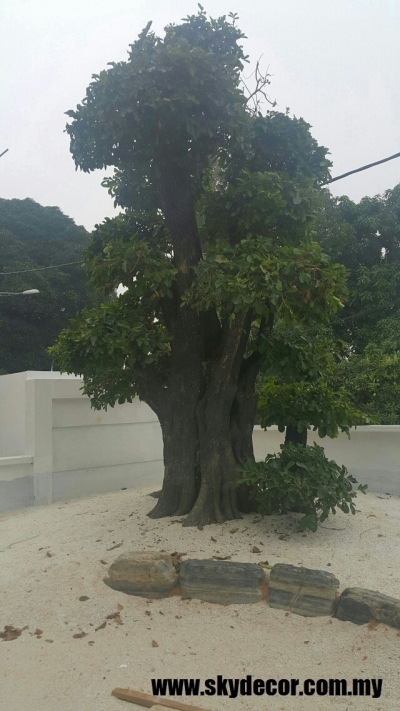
148, 154, 204, 519
183, 313, 253, 526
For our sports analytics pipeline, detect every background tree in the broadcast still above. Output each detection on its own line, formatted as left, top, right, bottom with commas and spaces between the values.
333, 317, 400, 424
315, 185, 400, 353
0, 197, 99, 373
254, 183, 400, 440
51, 8, 347, 526
314, 184, 400, 424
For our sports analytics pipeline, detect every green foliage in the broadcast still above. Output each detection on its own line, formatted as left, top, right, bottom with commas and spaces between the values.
334, 339, 400, 425
50, 290, 171, 409
85, 212, 177, 296
257, 377, 369, 438
314, 184, 400, 425
65, 7, 250, 211
239, 442, 367, 532
316, 186, 400, 353
256, 323, 371, 437
200, 169, 324, 250
248, 112, 332, 184
0, 198, 98, 373
183, 237, 346, 322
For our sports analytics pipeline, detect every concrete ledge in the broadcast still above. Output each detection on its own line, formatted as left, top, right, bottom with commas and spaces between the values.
0, 455, 33, 470
0, 456, 34, 482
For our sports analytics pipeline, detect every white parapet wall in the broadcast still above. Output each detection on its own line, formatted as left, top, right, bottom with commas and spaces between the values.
0, 372, 399, 514
0, 372, 164, 513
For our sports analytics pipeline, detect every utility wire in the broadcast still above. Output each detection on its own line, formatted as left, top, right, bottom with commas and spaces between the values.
0, 149, 9, 158
322, 150, 400, 186
0, 260, 84, 275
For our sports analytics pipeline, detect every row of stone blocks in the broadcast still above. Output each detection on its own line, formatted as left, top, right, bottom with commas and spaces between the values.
104, 551, 400, 630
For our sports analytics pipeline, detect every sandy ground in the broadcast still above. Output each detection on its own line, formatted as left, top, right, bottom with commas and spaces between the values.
0, 485, 399, 711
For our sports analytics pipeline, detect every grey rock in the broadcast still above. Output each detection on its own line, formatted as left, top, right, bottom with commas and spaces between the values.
179, 559, 267, 605
267, 564, 340, 617
103, 551, 179, 598
335, 587, 400, 629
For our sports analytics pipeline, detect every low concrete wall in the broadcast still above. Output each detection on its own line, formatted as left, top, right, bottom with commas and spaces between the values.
0, 372, 399, 514
0, 456, 34, 513
253, 425, 400, 496
0, 372, 163, 512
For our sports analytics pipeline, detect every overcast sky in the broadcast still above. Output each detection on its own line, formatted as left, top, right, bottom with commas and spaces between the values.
1, 0, 399, 231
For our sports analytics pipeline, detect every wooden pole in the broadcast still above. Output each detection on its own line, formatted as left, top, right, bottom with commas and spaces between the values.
111, 688, 212, 711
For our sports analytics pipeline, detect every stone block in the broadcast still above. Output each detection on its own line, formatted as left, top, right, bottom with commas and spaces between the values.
179, 559, 267, 605
104, 551, 179, 598
267, 563, 340, 617
335, 587, 400, 628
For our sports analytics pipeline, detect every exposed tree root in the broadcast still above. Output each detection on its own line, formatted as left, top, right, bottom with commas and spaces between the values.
147, 492, 180, 519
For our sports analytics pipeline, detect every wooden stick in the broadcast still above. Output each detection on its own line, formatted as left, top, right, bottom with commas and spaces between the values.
111, 688, 211, 711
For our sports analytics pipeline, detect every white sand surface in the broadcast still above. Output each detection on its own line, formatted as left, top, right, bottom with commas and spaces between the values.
1, 486, 399, 711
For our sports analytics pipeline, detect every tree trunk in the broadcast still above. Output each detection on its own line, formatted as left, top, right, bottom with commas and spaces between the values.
180, 381, 240, 526
231, 352, 263, 465
230, 352, 262, 513
148, 299, 205, 518
148, 404, 199, 517
283, 425, 310, 513
148, 153, 205, 519
150, 156, 261, 525
183, 312, 252, 526
284, 424, 308, 446
135, 365, 196, 516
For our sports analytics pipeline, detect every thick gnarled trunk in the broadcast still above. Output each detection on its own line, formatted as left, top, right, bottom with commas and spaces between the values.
145, 157, 265, 526
183, 313, 252, 526
148, 405, 199, 517
148, 153, 205, 519
148, 303, 204, 518
183, 382, 241, 526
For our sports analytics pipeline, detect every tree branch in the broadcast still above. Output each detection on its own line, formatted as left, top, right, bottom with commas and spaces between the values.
135, 363, 169, 420
241, 57, 277, 115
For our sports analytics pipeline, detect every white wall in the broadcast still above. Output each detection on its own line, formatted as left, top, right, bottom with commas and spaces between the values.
0, 455, 33, 511
0, 372, 163, 512
0, 372, 399, 514
0, 372, 29, 456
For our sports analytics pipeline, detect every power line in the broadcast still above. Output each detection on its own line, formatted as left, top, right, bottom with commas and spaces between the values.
0, 149, 9, 158
322, 150, 400, 186
0, 260, 84, 275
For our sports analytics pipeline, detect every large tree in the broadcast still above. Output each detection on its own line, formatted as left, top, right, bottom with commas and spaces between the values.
51, 9, 347, 526
0, 198, 98, 373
